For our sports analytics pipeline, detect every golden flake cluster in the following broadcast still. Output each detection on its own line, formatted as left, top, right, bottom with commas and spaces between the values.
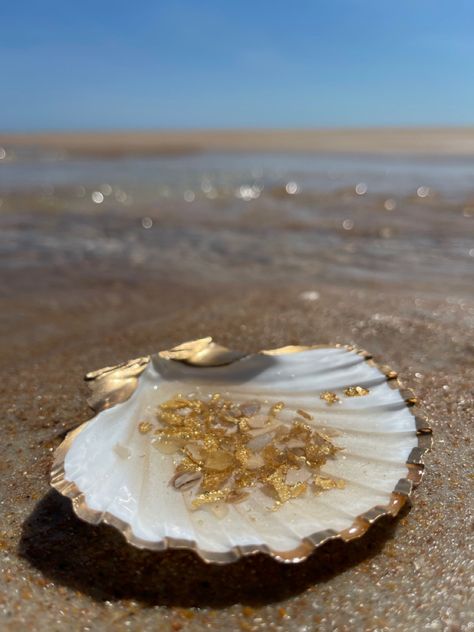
344, 386, 370, 397
320, 385, 370, 405
320, 391, 340, 405
138, 421, 153, 434
141, 393, 344, 512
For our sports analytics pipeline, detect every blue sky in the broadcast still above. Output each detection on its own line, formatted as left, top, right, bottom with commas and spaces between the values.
1, 1, 473, 131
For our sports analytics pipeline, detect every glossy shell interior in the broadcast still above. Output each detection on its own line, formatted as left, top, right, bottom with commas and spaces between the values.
51, 340, 431, 563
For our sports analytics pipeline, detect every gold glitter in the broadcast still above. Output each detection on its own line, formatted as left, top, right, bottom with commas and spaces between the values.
234, 468, 256, 489
151, 393, 342, 512
175, 455, 201, 472
235, 445, 250, 466
344, 386, 370, 397
270, 401, 285, 415
192, 490, 228, 509
305, 437, 338, 466
201, 470, 231, 492
320, 391, 340, 405
238, 419, 250, 432
138, 421, 152, 434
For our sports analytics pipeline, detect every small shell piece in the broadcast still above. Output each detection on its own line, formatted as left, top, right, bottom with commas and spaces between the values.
51, 340, 430, 564
170, 471, 202, 492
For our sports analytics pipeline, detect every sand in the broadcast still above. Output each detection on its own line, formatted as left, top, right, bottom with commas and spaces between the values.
2, 127, 474, 157
0, 131, 473, 631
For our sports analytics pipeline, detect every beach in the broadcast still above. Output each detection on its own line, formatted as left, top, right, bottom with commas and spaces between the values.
3, 127, 474, 156
0, 129, 473, 631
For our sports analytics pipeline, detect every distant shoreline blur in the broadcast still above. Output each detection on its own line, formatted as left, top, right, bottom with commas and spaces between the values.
2, 128, 474, 158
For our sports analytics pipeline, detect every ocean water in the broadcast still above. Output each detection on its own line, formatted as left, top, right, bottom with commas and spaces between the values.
3, 150, 474, 198
1, 150, 473, 296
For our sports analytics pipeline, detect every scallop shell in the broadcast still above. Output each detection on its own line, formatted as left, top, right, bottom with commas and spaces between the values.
51, 338, 431, 564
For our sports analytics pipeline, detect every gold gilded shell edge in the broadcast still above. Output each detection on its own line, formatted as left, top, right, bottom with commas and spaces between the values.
51, 337, 432, 565
85, 356, 151, 412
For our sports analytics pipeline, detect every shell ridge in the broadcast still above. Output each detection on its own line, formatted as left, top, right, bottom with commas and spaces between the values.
69, 388, 147, 521
320, 472, 405, 496
243, 496, 304, 543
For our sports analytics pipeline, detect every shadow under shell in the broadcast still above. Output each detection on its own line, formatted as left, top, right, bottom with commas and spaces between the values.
19, 490, 408, 607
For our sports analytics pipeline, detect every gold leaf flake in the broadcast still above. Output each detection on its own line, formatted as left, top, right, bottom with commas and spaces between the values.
266, 467, 307, 503
151, 437, 181, 454
204, 450, 235, 471
312, 475, 345, 493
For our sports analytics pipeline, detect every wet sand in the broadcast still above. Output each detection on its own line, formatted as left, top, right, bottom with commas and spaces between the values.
0, 133, 473, 631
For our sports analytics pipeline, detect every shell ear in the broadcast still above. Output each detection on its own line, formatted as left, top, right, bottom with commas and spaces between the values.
158, 337, 246, 366
85, 356, 150, 412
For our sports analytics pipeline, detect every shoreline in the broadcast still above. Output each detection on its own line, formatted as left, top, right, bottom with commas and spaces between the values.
2, 127, 474, 158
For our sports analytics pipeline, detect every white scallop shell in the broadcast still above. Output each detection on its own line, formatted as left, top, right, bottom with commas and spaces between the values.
51, 340, 430, 563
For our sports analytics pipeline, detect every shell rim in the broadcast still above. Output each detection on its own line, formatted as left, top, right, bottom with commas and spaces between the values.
50, 340, 432, 565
